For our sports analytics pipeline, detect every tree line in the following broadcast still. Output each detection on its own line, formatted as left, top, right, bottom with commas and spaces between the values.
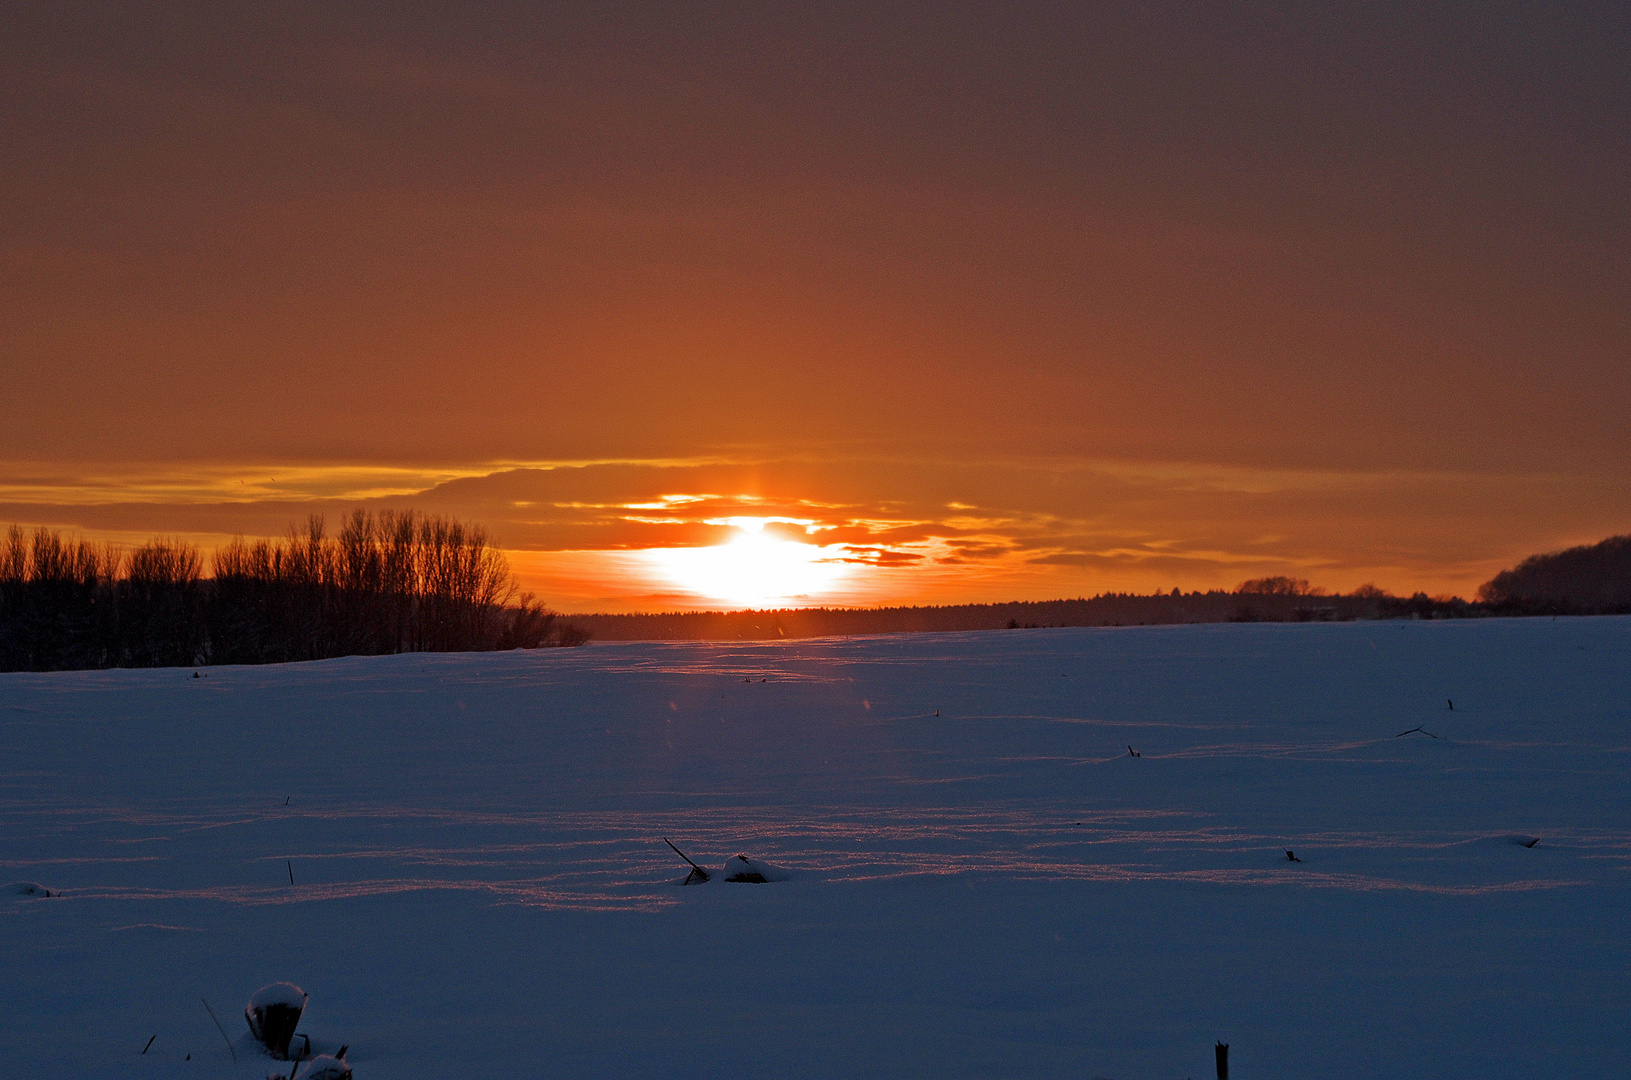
0, 511, 588, 672
563, 579, 1480, 642
1477, 534, 1631, 614
9, 521, 1625, 663
565, 541, 1631, 644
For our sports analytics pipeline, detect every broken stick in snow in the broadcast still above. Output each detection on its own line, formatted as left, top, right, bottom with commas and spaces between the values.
662, 837, 711, 883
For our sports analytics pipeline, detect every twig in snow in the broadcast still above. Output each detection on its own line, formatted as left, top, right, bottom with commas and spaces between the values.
1126, 745, 1141, 757
1447, 699, 1455, 710
662, 838, 711, 883
141, 1035, 155, 1055
201, 997, 236, 1064
1285, 850, 1301, 862
287, 860, 294, 885
1394, 726, 1439, 738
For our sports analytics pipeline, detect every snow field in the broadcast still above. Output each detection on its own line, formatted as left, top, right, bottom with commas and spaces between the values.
2, 617, 1629, 1077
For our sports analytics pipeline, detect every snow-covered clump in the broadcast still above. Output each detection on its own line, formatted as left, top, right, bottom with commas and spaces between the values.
247, 982, 308, 1060
249, 983, 309, 1012
293, 1053, 351, 1079
720, 854, 792, 883
3, 881, 52, 899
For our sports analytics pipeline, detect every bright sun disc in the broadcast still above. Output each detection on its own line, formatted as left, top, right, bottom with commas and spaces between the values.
646, 520, 850, 607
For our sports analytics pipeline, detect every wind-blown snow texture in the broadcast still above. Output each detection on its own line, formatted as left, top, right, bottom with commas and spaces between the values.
3, 618, 1629, 1078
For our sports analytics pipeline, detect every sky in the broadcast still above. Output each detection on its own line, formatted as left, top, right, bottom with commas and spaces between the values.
3, 3, 1629, 611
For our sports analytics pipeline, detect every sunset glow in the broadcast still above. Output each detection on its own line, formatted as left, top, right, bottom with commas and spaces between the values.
2, 6, 1627, 612
5, 8, 1629, 1076
643, 518, 853, 607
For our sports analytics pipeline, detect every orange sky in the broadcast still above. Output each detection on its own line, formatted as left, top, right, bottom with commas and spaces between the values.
3, 5, 1628, 611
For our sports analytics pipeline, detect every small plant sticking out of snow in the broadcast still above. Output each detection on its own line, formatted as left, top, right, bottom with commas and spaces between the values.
246, 983, 308, 1060
661, 842, 791, 885
663, 838, 711, 884
1285, 850, 1302, 863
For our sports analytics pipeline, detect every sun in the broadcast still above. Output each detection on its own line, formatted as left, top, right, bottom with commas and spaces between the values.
646, 518, 851, 607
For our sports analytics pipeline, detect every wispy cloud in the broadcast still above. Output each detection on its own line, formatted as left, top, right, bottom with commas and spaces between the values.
2, 455, 1624, 611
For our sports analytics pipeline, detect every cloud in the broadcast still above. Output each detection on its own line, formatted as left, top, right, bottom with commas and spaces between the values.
4, 454, 1628, 610
834, 546, 926, 568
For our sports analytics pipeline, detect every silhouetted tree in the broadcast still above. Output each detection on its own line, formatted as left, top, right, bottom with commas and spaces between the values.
1478, 534, 1631, 614
0, 526, 119, 670
118, 539, 203, 667
1236, 576, 1323, 597
1, 513, 585, 672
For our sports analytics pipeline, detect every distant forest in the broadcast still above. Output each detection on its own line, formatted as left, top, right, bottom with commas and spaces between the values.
1478, 534, 1631, 614
568, 578, 1472, 641
0, 512, 587, 673
573, 535, 1631, 642
5, 521, 1629, 667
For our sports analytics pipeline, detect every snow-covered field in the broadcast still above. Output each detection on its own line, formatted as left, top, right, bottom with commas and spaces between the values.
3, 618, 1629, 1079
